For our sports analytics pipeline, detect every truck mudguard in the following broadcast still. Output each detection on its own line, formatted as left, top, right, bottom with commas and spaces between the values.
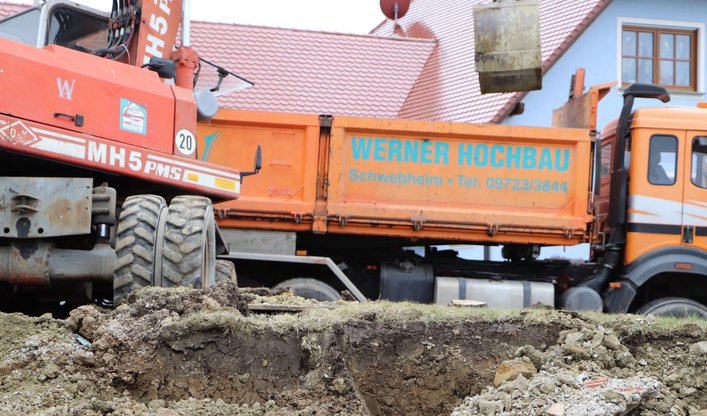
605, 246, 707, 312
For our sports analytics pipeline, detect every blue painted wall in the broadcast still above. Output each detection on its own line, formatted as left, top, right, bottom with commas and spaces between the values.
504, 0, 707, 130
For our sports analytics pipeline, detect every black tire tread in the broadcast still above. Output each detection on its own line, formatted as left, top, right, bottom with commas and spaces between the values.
114, 195, 166, 303
637, 297, 707, 318
161, 196, 214, 288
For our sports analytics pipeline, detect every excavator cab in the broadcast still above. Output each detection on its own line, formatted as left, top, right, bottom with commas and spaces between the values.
0, 0, 253, 125
0, 1, 108, 49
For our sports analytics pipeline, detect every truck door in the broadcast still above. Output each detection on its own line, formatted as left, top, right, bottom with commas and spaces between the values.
682, 133, 707, 250
626, 132, 684, 264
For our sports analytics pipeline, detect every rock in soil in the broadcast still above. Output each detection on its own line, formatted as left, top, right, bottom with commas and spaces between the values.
0, 281, 704, 416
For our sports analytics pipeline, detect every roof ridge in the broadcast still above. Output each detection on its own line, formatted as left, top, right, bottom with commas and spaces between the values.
192, 19, 437, 44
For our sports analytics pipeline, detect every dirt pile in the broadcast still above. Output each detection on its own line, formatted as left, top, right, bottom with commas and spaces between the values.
0, 282, 704, 416
451, 313, 707, 416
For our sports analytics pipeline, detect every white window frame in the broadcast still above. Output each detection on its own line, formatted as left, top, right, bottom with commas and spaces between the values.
617, 17, 705, 97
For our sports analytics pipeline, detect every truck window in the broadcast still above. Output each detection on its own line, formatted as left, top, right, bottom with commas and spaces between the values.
691, 136, 707, 188
0, 8, 40, 46
647, 135, 677, 185
47, 6, 108, 51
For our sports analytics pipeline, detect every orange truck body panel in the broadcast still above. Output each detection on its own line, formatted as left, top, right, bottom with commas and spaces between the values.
199, 109, 595, 246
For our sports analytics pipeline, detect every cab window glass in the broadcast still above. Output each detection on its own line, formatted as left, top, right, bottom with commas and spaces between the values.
691, 136, 707, 188
47, 6, 107, 50
0, 8, 40, 46
648, 135, 677, 185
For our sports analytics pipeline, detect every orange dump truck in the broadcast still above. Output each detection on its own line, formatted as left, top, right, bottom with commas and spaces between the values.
199, 83, 707, 318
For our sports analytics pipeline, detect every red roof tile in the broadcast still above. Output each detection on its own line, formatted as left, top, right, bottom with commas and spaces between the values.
371, 0, 611, 123
191, 23, 435, 117
0, 2, 30, 18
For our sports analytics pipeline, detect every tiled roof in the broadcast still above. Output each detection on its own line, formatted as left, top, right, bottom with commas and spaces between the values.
371, 0, 611, 123
0, 2, 29, 17
191, 23, 435, 117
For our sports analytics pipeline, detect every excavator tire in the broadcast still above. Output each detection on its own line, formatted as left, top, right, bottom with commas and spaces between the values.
113, 194, 167, 304
215, 259, 238, 284
159, 196, 216, 289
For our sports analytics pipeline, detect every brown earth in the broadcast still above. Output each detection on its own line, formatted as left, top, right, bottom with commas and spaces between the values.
0, 281, 704, 416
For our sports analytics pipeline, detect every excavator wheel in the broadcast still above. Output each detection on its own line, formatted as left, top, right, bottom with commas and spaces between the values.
113, 194, 167, 304
158, 196, 216, 289
215, 259, 238, 284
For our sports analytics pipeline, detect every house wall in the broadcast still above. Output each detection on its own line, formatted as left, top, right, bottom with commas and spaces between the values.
503, 0, 707, 131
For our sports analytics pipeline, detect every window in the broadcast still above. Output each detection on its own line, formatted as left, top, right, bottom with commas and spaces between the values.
0, 8, 40, 46
648, 135, 677, 185
691, 137, 707, 188
47, 6, 108, 50
622, 26, 697, 91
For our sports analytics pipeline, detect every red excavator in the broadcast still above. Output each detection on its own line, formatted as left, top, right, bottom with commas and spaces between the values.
0, 0, 258, 313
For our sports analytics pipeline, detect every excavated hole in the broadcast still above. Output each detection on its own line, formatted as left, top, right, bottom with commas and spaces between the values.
114, 318, 561, 416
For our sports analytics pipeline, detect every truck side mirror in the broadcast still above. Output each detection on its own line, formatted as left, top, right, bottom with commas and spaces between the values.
240, 145, 262, 183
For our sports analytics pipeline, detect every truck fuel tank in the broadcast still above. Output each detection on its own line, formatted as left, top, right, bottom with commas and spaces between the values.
434, 276, 554, 308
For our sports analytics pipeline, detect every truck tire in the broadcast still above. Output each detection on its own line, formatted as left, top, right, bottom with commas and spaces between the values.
215, 259, 238, 284
273, 278, 342, 301
113, 195, 166, 304
637, 297, 707, 319
159, 196, 216, 289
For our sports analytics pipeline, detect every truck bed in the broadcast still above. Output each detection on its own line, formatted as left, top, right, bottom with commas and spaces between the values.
198, 110, 594, 246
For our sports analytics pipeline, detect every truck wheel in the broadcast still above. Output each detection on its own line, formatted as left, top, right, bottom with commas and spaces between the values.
637, 297, 707, 319
159, 196, 216, 289
215, 259, 238, 284
273, 278, 342, 301
113, 195, 166, 304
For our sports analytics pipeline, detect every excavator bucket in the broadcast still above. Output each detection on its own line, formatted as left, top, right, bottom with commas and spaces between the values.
473, 0, 542, 94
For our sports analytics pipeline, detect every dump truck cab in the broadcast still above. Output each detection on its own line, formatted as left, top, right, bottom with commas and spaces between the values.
598, 90, 707, 315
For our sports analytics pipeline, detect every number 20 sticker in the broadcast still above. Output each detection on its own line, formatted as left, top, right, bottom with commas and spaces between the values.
176, 129, 196, 156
